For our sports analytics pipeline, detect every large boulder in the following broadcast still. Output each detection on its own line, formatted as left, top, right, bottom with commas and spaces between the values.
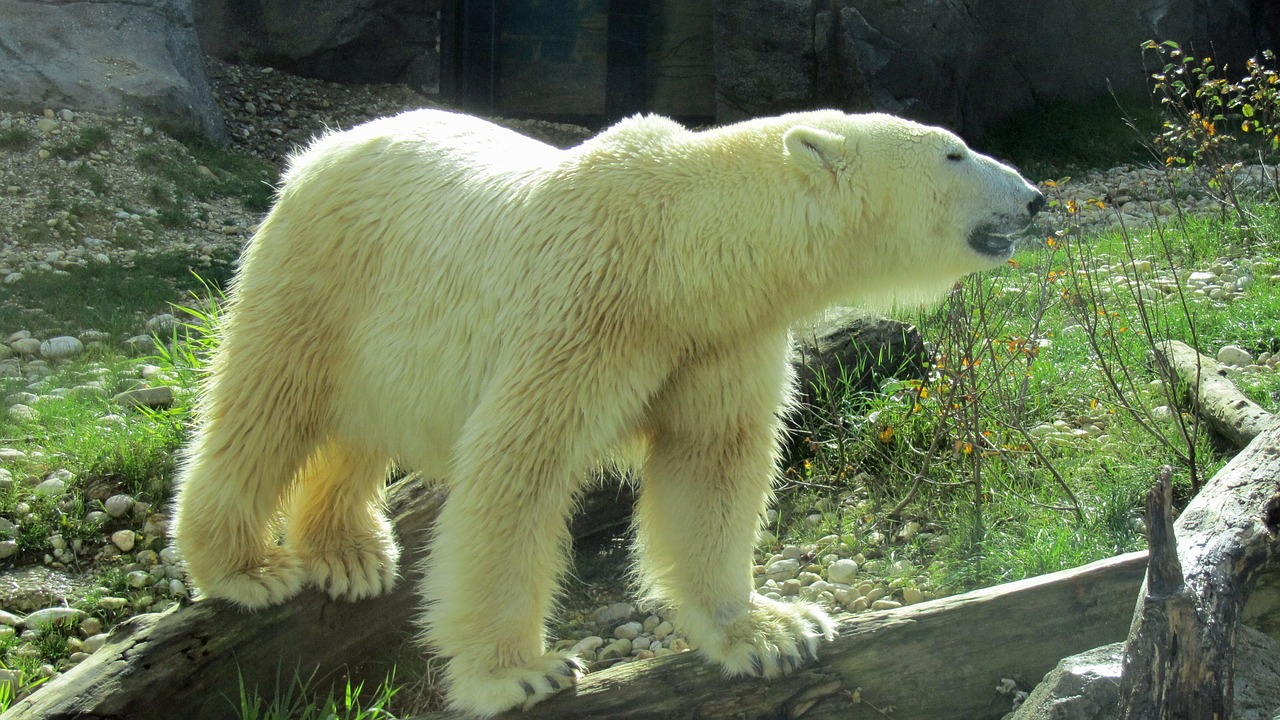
0, 0, 225, 144
1008, 630, 1280, 720
193, 0, 441, 92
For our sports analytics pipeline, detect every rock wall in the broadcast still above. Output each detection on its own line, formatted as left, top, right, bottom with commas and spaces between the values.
716, 0, 1273, 134
0, 0, 225, 144
192, 0, 442, 93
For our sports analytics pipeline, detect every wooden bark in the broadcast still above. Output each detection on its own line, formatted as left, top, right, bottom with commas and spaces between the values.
1117, 420, 1280, 719
418, 552, 1149, 720
1153, 340, 1277, 450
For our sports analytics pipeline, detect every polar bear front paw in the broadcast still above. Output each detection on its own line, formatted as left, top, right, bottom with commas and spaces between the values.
297, 527, 400, 602
196, 545, 307, 609
446, 652, 584, 718
695, 595, 835, 678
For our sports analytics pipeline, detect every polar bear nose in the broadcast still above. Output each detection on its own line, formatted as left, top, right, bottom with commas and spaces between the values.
1028, 192, 1047, 217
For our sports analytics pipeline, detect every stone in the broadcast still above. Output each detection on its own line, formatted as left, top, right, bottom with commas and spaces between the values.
10, 338, 41, 356
827, 558, 859, 585
7, 404, 36, 422
570, 635, 605, 658
592, 602, 634, 627
1217, 345, 1254, 368
97, 597, 127, 611
711, 0, 1264, 136
111, 530, 136, 552
902, 587, 924, 604
23, 607, 85, 629
598, 638, 632, 661
764, 558, 801, 582
33, 477, 66, 496
112, 386, 175, 409
81, 633, 109, 654
0, 0, 225, 142
651, 620, 674, 639
104, 494, 135, 519
613, 621, 641, 640
713, 0, 818, 122
39, 336, 83, 360
79, 616, 102, 635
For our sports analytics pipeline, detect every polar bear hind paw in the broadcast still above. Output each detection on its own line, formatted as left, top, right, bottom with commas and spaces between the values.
196, 546, 307, 609
299, 529, 400, 602
700, 595, 835, 679
447, 652, 584, 718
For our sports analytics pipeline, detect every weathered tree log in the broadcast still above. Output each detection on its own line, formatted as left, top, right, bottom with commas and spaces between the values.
1153, 339, 1276, 450
1116, 419, 1280, 719
417, 552, 1149, 720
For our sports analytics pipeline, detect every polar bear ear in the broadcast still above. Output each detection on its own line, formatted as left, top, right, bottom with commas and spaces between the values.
783, 126, 849, 175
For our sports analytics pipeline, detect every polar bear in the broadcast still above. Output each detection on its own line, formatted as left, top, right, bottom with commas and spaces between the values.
173, 109, 1043, 716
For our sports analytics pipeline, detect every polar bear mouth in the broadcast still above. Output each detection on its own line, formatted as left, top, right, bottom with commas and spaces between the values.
967, 227, 1017, 258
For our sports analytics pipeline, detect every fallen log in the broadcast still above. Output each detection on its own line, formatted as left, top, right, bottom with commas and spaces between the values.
418, 552, 1149, 720
1115, 418, 1280, 719
1153, 339, 1276, 450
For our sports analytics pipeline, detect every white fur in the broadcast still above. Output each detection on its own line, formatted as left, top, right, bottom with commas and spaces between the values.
172, 109, 1041, 717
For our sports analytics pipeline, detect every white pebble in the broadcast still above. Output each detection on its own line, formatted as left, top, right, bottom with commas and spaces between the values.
39, 336, 83, 360
1216, 345, 1254, 367
826, 558, 859, 584
111, 530, 136, 552
104, 494, 134, 519
613, 621, 641, 640
81, 633, 108, 654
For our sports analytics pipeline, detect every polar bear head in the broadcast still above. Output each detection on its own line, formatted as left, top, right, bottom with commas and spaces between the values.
779, 112, 1045, 304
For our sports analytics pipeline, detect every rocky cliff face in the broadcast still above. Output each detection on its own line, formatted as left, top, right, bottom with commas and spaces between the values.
192, 0, 442, 93
716, 0, 1274, 134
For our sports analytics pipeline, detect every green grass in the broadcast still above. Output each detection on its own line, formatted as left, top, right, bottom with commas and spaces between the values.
0, 249, 237, 339
51, 124, 113, 160
235, 667, 403, 720
136, 129, 277, 213
0, 127, 34, 152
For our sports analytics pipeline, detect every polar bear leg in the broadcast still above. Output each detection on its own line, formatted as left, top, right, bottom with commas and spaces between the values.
173, 367, 316, 608
419, 365, 644, 717
286, 437, 399, 601
422, 465, 584, 716
634, 336, 835, 677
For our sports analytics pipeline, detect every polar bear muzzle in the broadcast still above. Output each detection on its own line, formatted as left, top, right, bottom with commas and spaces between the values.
967, 186, 1046, 259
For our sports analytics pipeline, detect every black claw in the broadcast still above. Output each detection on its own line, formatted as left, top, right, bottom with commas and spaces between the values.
545, 674, 562, 690
519, 679, 536, 697
565, 657, 586, 673
802, 641, 817, 662
553, 662, 575, 676
750, 652, 765, 676
784, 655, 799, 673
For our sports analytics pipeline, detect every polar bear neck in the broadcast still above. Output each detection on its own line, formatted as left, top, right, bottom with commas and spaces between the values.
549, 116, 906, 337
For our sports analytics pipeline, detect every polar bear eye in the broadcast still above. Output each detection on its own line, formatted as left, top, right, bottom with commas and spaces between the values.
946, 151, 965, 162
